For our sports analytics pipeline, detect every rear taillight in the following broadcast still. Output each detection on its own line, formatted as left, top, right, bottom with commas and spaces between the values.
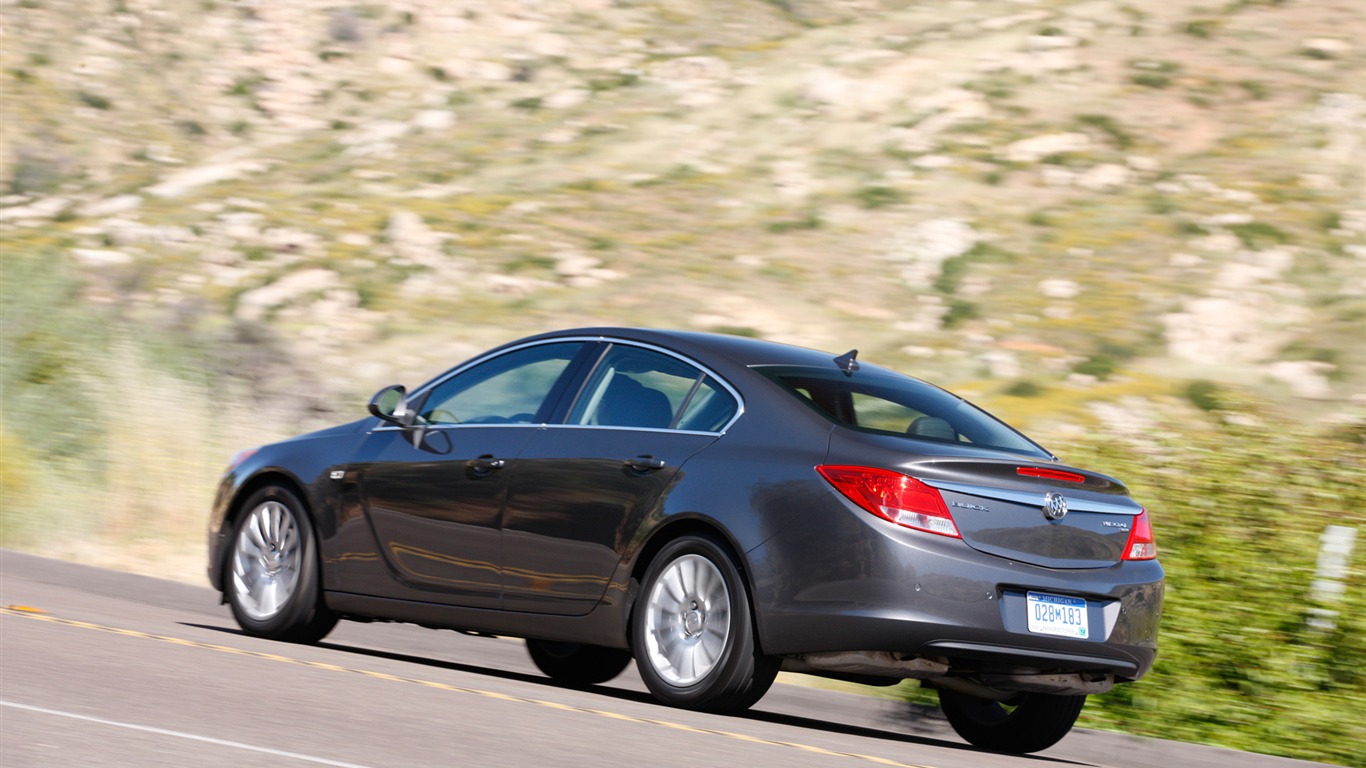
1122, 508, 1157, 560
817, 465, 960, 538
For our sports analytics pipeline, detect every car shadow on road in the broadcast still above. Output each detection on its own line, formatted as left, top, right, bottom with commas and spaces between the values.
181, 622, 576, 689
741, 706, 1091, 765
181, 622, 1091, 766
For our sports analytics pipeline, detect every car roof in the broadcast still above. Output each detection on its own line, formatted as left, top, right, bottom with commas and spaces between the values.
518, 327, 879, 373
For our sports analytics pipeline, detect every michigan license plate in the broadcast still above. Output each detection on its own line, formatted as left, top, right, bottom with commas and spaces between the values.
1026, 592, 1089, 639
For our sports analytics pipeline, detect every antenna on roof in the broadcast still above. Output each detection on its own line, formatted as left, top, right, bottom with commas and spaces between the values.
834, 349, 860, 377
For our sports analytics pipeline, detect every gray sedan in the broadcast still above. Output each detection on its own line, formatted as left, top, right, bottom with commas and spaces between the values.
208, 327, 1163, 754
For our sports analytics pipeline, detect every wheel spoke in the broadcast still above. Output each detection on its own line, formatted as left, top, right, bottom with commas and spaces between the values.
269, 503, 284, 546
658, 629, 685, 671
255, 579, 273, 616
247, 514, 268, 551
680, 556, 697, 595
662, 566, 686, 606
694, 633, 717, 671
696, 560, 716, 603
279, 522, 298, 555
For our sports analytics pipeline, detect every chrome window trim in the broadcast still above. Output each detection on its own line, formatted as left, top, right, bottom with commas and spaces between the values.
372, 335, 745, 436
538, 423, 724, 437
372, 422, 724, 438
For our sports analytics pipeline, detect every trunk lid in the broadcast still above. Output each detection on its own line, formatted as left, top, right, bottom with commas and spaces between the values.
911, 459, 1143, 569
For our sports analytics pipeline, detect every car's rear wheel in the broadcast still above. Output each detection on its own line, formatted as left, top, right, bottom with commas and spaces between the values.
937, 689, 1086, 754
227, 486, 337, 643
632, 534, 778, 713
526, 640, 632, 686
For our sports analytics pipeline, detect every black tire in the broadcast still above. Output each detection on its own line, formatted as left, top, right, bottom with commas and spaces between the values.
937, 689, 1086, 754
526, 640, 632, 686
225, 486, 337, 644
631, 534, 779, 714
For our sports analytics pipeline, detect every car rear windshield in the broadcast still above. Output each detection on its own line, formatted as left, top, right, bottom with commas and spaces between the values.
754, 365, 1052, 459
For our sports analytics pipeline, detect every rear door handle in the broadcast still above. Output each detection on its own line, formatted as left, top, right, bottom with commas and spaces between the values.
623, 456, 666, 471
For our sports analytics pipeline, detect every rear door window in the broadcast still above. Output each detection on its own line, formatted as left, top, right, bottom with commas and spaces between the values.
568, 345, 738, 432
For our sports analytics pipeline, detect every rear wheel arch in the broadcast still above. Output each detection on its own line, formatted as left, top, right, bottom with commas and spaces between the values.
628, 528, 779, 712
628, 519, 759, 632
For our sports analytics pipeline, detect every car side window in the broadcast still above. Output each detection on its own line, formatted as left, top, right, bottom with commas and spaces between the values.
757, 366, 1050, 458
568, 345, 737, 432
850, 393, 930, 434
420, 342, 582, 425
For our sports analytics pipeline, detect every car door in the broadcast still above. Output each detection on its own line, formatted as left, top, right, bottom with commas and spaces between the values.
501, 343, 741, 615
351, 341, 592, 608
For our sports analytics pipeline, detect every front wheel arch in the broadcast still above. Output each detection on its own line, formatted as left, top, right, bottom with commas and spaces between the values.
224, 483, 337, 644
218, 472, 313, 592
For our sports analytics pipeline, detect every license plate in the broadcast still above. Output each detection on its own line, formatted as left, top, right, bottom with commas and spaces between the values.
1026, 592, 1089, 639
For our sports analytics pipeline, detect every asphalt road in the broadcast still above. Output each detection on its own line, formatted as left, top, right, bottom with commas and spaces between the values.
0, 550, 1330, 768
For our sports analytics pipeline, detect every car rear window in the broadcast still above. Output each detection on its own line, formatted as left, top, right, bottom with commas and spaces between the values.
754, 365, 1051, 459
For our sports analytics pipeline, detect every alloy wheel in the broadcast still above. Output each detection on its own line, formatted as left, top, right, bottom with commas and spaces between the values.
231, 500, 302, 621
642, 553, 732, 686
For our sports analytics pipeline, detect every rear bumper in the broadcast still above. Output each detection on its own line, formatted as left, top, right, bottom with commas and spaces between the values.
747, 491, 1163, 681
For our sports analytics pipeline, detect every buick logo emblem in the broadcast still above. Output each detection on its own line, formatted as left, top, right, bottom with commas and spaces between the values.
1042, 492, 1068, 521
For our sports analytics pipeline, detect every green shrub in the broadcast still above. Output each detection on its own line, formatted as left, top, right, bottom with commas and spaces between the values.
1003, 380, 1045, 397
942, 300, 979, 328
1181, 19, 1220, 38
767, 211, 823, 232
711, 325, 761, 338
77, 91, 112, 110
1076, 114, 1134, 149
1131, 72, 1172, 89
1240, 80, 1270, 100
853, 185, 907, 209
1228, 221, 1290, 249
934, 256, 970, 295
1073, 354, 1117, 379
1057, 412, 1366, 766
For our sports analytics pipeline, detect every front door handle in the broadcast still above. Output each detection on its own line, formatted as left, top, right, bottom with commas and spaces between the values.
467, 456, 506, 474
623, 456, 666, 472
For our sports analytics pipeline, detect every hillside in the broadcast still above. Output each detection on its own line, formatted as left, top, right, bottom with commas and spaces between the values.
3, 0, 1364, 592
2, 3, 1366, 761
3, 0, 1364, 413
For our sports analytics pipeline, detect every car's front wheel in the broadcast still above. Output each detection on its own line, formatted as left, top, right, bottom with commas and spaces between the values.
937, 689, 1086, 754
226, 486, 337, 643
631, 534, 778, 713
526, 640, 632, 686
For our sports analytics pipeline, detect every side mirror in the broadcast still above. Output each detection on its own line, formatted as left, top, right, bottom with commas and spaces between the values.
368, 385, 408, 425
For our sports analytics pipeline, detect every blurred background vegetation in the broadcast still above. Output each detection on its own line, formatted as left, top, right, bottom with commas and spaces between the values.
1, 0, 1362, 764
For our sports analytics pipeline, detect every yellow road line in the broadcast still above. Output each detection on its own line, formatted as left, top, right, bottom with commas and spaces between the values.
1, 606, 936, 768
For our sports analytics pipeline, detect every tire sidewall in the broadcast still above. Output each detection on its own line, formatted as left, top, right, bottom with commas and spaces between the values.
631, 534, 756, 708
226, 485, 325, 639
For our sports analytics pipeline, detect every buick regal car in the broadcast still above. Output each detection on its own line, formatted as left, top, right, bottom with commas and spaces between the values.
208, 327, 1163, 754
